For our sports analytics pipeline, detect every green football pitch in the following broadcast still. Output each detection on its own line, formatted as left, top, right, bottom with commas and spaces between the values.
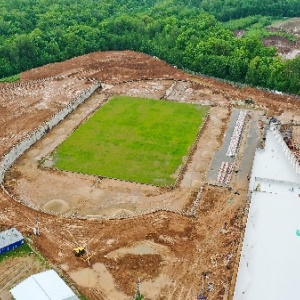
53, 96, 209, 186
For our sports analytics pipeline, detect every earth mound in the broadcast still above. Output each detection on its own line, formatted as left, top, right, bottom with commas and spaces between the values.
42, 199, 70, 213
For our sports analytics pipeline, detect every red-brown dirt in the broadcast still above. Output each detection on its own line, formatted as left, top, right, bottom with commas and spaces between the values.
1, 50, 300, 300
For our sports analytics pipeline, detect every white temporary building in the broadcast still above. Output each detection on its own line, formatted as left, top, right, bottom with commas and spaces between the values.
234, 126, 300, 299
10, 269, 79, 300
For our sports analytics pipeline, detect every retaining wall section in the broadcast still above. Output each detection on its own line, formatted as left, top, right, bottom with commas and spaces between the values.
0, 81, 101, 183
270, 124, 300, 174
254, 176, 300, 188
105, 77, 226, 106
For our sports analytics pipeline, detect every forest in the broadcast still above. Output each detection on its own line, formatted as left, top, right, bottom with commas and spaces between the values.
0, 0, 299, 94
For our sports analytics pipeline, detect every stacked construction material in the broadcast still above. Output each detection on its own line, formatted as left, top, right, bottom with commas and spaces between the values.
217, 161, 234, 186
226, 111, 248, 157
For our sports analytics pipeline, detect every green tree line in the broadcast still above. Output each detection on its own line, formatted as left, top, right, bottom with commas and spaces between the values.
185, 0, 300, 21
0, 0, 299, 94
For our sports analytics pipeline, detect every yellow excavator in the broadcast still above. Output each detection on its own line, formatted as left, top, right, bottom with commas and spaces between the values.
73, 246, 93, 265
70, 232, 95, 265
73, 247, 86, 257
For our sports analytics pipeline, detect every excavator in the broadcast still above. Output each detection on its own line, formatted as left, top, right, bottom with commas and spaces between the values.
69, 230, 95, 265
80, 254, 94, 264
73, 246, 94, 265
73, 246, 86, 257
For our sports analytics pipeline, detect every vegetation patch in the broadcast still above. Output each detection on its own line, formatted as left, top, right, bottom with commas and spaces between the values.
224, 16, 297, 41
53, 96, 209, 186
0, 1, 299, 94
0, 242, 32, 264
0, 74, 20, 83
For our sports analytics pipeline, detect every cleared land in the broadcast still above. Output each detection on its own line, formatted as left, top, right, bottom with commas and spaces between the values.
1, 51, 300, 300
53, 96, 209, 186
264, 17, 300, 59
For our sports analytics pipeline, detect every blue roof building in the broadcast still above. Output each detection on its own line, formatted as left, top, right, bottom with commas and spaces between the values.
0, 228, 24, 254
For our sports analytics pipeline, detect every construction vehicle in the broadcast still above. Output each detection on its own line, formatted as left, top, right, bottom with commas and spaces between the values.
68, 230, 95, 265
80, 254, 94, 264
73, 247, 86, 257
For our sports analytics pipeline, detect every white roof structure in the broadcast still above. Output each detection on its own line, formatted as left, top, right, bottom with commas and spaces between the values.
10, 269, 79, 300
0, 227, 23, 249
234, 126, 300, 299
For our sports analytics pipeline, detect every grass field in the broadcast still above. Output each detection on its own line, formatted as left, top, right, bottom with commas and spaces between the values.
53, 96, 209, 186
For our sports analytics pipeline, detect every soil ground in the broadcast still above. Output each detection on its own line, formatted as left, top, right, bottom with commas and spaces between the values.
265, 18, 300, 59
235, 18, 300, 59
1, 50, 300, 300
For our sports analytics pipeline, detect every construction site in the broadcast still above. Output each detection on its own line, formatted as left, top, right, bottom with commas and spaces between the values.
0, 50, 300, 300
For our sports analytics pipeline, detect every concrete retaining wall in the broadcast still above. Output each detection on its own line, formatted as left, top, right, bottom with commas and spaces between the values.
0, 81, 101, 183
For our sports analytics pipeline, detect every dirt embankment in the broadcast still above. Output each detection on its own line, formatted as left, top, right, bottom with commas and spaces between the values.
265, 18, 300, 59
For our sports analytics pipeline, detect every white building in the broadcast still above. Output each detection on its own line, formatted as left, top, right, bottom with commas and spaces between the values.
234, 125, 300, 299
10, 269, 79, 300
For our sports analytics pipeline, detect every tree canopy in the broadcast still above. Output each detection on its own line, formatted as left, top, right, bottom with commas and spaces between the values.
0, 0, 299, 94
